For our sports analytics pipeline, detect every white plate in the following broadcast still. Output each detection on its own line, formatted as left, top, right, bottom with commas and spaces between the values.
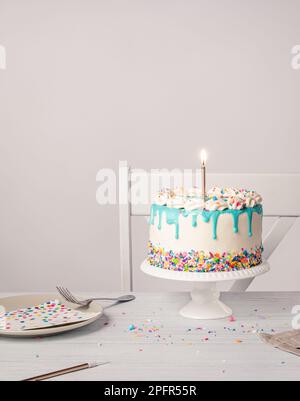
0, 294, 103, 338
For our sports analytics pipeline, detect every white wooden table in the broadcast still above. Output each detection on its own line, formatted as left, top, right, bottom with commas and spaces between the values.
0, 292, 300, 381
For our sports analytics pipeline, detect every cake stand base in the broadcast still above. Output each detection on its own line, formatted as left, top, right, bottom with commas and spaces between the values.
179, 282, 232, 320
141, 260, 270, 320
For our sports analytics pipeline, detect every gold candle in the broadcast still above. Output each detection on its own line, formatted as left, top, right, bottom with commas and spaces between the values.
200, 149, 207, 201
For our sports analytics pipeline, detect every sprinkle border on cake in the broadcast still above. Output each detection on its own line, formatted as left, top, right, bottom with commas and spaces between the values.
147, 241, 263, 273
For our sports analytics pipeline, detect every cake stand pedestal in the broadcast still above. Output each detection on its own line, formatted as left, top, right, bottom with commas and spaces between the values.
141, 261, 270, 320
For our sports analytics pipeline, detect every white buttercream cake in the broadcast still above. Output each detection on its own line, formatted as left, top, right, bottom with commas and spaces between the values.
147, 187, 263, 273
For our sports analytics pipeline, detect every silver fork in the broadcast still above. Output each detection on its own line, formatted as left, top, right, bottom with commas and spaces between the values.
56, 287, 136, 307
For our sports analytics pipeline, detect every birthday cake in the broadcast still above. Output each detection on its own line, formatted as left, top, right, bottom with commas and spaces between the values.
147, 187, 263, 273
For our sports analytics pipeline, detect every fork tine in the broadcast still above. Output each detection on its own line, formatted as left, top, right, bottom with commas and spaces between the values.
56, 286, 86, 305
61, 288, 77, 303
57, 287, 74, 303
57, 287, 68, 301
64, 288, 81, 304
56, 286, 65, 299
65, 288, 85, 305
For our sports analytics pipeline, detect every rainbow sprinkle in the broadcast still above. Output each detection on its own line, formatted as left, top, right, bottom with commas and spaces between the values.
147, 241, 263, 273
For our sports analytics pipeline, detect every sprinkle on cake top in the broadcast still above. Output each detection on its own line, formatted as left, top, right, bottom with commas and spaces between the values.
153, 187, 262, 211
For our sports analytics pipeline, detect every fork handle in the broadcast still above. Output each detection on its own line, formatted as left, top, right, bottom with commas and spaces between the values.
87, 298, 118, 302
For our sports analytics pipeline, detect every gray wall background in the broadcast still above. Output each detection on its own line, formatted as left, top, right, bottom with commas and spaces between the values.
0, 0, 300, 292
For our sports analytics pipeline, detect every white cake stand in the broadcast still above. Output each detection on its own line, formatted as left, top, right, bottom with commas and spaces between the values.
141, 260, 270, 320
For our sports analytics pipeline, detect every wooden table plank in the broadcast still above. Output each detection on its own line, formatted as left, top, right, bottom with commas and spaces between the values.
0, 292, 299, 381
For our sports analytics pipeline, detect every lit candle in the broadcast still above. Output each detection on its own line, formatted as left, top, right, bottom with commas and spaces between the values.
200, 149, 207, 201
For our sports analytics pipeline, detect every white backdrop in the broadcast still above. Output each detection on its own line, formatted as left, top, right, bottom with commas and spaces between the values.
0, 0, 299, 292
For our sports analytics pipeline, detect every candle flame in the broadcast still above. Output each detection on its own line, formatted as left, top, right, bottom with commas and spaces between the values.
200, 149, 207, 167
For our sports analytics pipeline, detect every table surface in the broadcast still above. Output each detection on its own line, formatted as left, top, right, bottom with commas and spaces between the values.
0, 292, 300, 381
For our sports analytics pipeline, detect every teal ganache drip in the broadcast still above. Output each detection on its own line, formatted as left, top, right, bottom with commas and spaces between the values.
232, 213, 239, 234
191, 215, 198, 228
150, 204, 181, 240
150, 204, 263, 241
246, 208, 254, 237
